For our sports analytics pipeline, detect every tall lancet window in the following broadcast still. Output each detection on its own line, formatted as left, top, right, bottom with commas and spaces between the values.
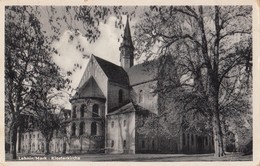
119, 89, 123, 103
72, 106, 77, 118
91, 122, 97, 136
139, 90, 144, 103
79, 122, 85, 136
92, 104, 99, 117
71, 123, 76, 136
80, 104, 86, 118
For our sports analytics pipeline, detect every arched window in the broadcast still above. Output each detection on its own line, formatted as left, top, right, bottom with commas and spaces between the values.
111, 121, 114, 128
72, 106, 77, 118
119, 89, 123, 103
91, 122, 97, 135
139, 90, 144, 103
80, 104, 86, 118
79, 122, 85, 136
92, 104, 99, 117
111, 140, 114, 148
123, 120, 126, 127
71, 123, 76, 136
123, 140, 126, 148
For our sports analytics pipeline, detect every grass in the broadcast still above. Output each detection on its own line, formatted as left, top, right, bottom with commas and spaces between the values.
5, 152, 252, 161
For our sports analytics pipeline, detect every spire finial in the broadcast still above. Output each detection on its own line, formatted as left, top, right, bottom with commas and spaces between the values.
122, 15, 133, 48
119, 15, 134, 69
125, 15, 130, 33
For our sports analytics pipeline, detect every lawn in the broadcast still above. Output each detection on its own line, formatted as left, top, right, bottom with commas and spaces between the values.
6, 152, 252, 161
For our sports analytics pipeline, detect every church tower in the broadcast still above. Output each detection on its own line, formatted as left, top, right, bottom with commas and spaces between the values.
119, 16, 134, 69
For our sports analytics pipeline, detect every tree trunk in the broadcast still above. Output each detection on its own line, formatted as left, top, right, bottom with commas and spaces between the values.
11, 124, 18, 159
212, 110, 225, 157
208, 78, 225, 157
45, 140, 50, 155
17, 127, 22, 153
80, 137, 83, 152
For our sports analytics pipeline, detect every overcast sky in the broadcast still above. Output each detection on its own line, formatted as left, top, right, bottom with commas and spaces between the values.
52, 16, 126, 89
39, 7, 141, 109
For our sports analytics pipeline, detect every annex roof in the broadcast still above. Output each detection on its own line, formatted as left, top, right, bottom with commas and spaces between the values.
106, 102, 155, 116
106, 102, 135, 116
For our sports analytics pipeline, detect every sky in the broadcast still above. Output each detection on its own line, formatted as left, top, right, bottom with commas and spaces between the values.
52, 16, 126, 90
41, 8, 141, 109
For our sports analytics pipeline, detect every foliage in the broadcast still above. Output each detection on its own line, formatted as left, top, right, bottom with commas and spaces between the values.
5, 5, 253, 158
5, 6, 68, 158
5, 5, 136, 159
133, 6, 252, 157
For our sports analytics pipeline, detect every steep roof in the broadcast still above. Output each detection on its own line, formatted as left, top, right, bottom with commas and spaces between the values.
126, 60, 159, 86
94, 55, 129, 85
72, 76, 105, 100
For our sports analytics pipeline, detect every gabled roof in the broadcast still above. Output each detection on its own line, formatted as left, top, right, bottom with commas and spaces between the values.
107, 102, 135, 116
72, 76, 105, 100
106, 102, 155, 116
133, 104, 156, 116
94, 55, 129, 85
126, 60, 159, 86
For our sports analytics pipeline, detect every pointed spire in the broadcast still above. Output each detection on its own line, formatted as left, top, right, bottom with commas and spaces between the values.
119, 15, 134, 69
121, 15, 134, 49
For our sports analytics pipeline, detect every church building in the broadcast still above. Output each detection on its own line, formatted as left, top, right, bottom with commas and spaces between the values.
66, 18, 214, 154
18, 18, 214, 155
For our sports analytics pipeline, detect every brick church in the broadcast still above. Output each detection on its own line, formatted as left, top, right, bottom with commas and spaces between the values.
19, 18, 214, 155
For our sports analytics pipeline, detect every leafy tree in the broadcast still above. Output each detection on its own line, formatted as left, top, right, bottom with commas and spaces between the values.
29, 62, 67, 155
5, 5, 252, 159
5, 6, 68, 159
134, 6, 252, 157
5, 5, 133, 159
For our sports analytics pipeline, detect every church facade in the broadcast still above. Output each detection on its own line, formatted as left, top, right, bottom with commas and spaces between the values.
18, 18, 214, 155
65, 18, 214, 154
